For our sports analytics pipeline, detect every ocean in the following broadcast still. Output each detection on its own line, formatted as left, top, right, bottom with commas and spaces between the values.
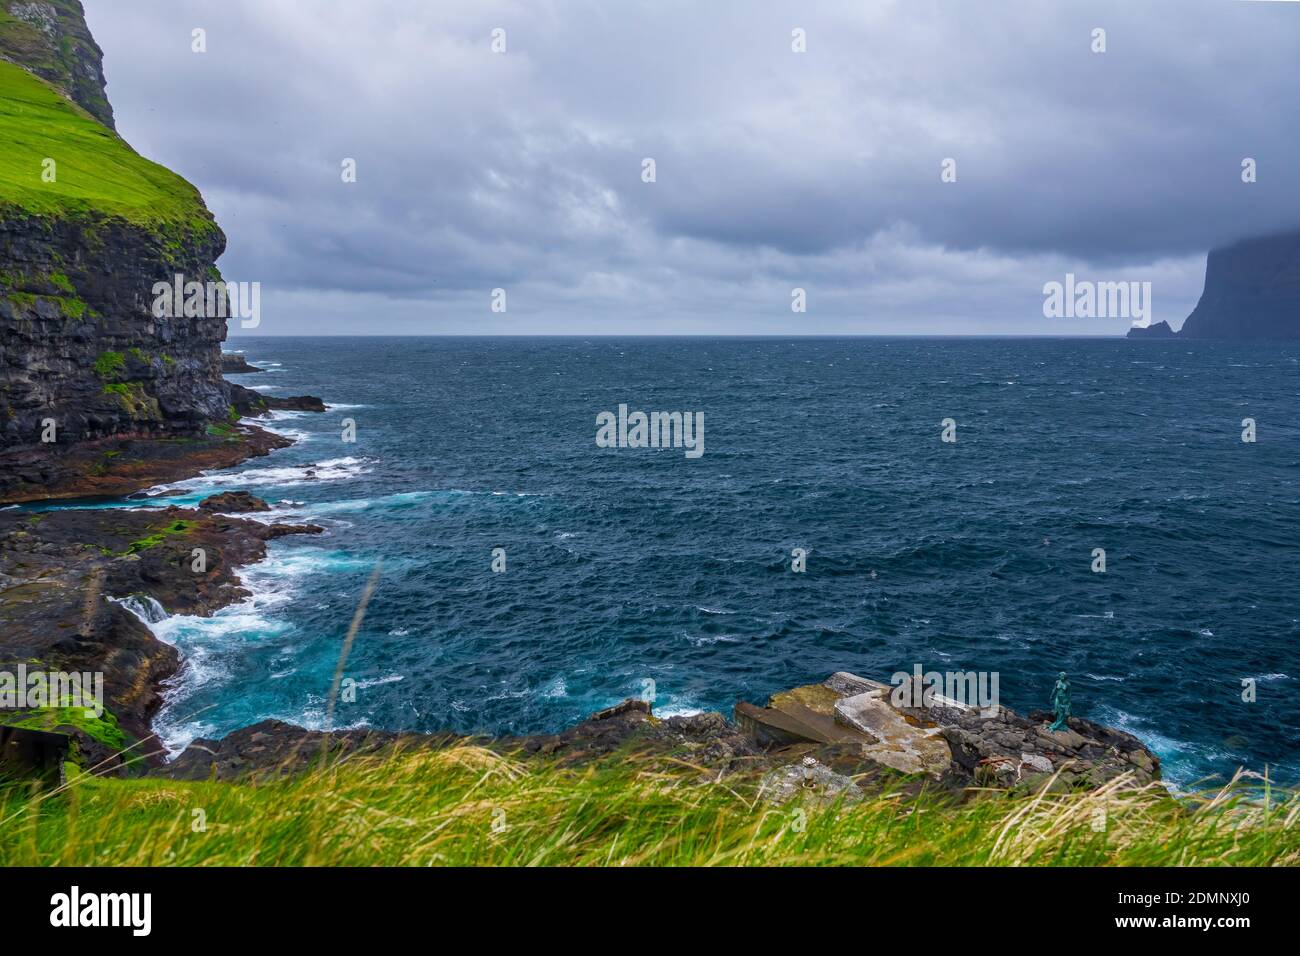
53, 337, 1300, 787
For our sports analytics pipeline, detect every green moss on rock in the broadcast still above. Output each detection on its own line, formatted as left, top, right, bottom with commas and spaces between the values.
205, 421, 238, 440
58, 294, 86, 319
102, 381, 160, 421
121, 518, 193, 555
4, 705, 126, 752
93, 350, 125, 380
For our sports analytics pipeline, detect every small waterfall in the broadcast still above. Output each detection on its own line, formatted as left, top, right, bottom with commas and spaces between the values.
111, 594, 169, 624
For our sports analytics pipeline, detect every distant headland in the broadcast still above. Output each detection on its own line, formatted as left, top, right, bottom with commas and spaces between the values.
1129, 228, 1300, 340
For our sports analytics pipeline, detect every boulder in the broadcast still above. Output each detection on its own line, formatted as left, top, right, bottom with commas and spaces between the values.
220, 354, 263, 374
198, 491, 270, 514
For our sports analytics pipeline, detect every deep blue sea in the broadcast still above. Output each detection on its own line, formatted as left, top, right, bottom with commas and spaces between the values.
47, 337, 1300, 787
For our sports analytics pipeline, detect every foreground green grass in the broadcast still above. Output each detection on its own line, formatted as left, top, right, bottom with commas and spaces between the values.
2, 745, 1296, 866
0, 59, 215, 233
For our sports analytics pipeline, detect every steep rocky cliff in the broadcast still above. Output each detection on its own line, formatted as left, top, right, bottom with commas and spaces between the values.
1178, 229, 1300, 340
1129, 228, 1300, 340
0, 5, 240, 500
1, 216, 230, 447
0, 0, 114, 128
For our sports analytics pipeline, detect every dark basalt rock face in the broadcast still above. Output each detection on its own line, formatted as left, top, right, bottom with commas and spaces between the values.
1180, 229, 1300, 340
0, 5, 331, 775
0, 216, 230, 457
1128, 228, 1300, 340
0, 0, 116, 129
162, 721, 452, 782
0, 1, 245, 504
266, 394, 327, 412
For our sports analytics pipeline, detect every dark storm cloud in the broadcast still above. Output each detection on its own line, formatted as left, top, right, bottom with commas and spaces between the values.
84, 0, 1300, 334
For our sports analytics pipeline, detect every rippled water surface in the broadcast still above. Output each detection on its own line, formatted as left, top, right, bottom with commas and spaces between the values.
77, 337, 1300, 786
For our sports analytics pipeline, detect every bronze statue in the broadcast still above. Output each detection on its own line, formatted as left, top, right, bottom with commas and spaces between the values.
1048, 672, 1071, 732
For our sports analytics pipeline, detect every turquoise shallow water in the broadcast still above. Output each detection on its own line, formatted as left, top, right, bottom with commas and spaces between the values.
36, 337, 1300, 787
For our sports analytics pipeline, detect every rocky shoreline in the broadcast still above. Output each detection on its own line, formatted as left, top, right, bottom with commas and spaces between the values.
1, 489, 1165, 800
0, 490, 324, 770
0, 345, 329, 770
0, 421, 291, 505
158, 675, 1161, 802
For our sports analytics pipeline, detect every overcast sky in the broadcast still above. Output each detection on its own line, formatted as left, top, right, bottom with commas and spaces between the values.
85, 0, 1300, 336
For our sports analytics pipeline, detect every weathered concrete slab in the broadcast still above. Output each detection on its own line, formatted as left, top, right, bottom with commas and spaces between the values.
736, 674, 952, 779
736, 681, 879, 748
834, 691, 952, 778
735, 701, 834, 747
823, 671, 889, 697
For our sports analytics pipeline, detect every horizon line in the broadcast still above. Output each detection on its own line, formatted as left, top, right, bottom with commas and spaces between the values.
224, 332, 1149, 340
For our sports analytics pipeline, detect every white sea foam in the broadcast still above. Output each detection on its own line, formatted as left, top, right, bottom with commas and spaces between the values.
136, 545, 374, 755
684, 632, 740, 647
150, 600, 295, 755
1089, 704, 1233, 793
354, 674, 405, 690
655, 701, 704, 719
158, 456, 373, 494
259, 424, 311, 443
262, 490, 436, 521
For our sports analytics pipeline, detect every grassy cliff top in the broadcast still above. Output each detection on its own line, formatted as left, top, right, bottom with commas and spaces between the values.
0, 59, 217, 235
1, 744, 1295, 866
